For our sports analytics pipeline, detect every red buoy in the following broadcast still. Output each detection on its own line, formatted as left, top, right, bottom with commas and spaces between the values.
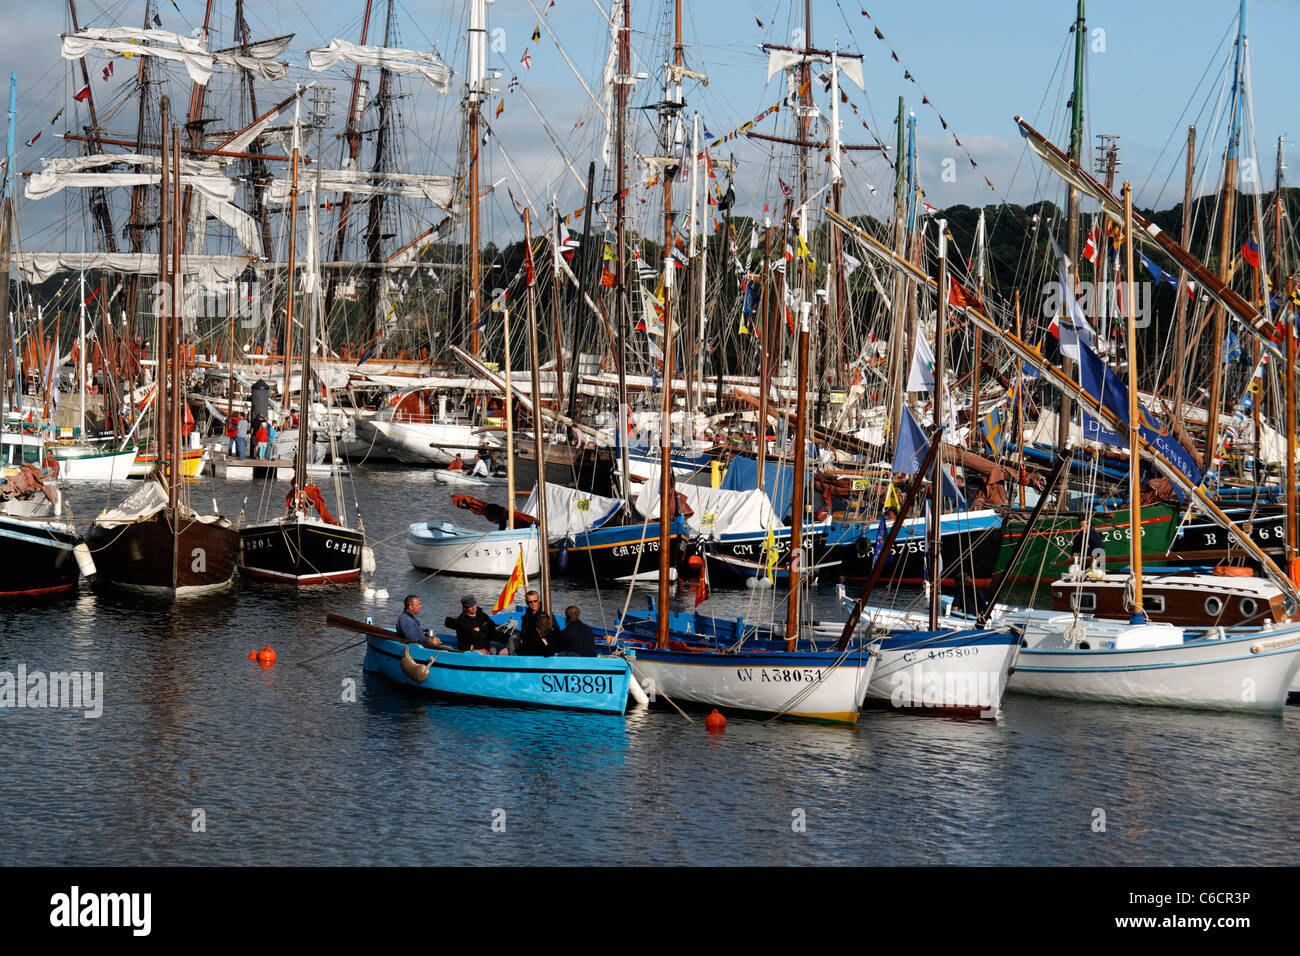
705, 709, 726, 731
247, 650, 258, 661
258, 645, 277, 666
684, 555, 704, 576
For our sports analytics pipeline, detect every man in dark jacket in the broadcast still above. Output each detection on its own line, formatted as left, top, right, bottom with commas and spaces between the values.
445, 595, 501, 654
517, 590, 554, 657
556, 606, 598, 657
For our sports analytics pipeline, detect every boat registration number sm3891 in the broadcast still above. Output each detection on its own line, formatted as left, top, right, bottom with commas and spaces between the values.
541, 674, 616, 694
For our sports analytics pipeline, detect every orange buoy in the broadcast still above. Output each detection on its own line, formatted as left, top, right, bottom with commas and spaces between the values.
684, 555, 705, 576
1213, 566, 1253, 577
1289, 558, 1300, 590
705, 709, 726, 731
258, 645, 277, 666
248, 650, 258, 661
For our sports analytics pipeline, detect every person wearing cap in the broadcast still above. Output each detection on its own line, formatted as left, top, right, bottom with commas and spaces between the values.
445, 594, 502, 654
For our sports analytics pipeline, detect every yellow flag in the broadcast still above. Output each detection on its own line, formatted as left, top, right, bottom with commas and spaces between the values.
764, 524, 778, 582
493, 551, 527, 613
883, 482, 901, 511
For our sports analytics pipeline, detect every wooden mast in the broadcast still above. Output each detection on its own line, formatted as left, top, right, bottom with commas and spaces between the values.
323, 0, 375, 321
1123, 182, 1145, 621
613, 0, 631, 506
0, 76, 13, 414
156, 97, 171, 489
784, 300, 810, 651
1205, 1, 1248, 474
281, 95, 301, 412
65, 0, 117, 253
523, 209, 551, 611
170, 123, 183, 590
466, 0, 486, 357
294, 99, 315, 502
929, 221, 948, 629
502, 298, 516, 529
364, 0, 395, 356
887, 97, 907, 442
1277, 136, 1297, 564
656, 0, 683, 650
1171, 127, 1196, 432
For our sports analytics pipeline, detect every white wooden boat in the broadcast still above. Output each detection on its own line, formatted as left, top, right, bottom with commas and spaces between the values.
45, 442, 139, 481
1008, 620, 1300, 713
433, 469, 507, 490
354, 417, 500, 465
405, 520, 540, 577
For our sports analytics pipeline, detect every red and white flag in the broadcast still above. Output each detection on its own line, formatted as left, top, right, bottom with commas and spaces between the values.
1082, 225, 1099, 264
74, 85, 91, 102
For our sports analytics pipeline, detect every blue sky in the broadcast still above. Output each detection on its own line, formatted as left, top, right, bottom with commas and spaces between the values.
3, 0, 1297, 251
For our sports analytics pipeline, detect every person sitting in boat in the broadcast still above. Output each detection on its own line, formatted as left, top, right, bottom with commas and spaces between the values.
470, 452, 491, 478
446, 595, 502, 654
447, 453, 465, 472
517, 590, 555, 657
556, 606, 598, 657
398, 595, 440, 647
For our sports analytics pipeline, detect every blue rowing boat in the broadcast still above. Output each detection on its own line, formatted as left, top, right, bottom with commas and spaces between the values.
361, 630, 634, 714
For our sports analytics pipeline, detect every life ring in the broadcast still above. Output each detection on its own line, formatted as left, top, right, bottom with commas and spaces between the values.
1212, 566, 1253, 577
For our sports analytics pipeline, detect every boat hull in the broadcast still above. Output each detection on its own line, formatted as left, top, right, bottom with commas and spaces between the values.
995, 504, 1180, 582
405, 522, 541, 577
553, 519, 685, 584
0, 514, 82, 596
239, 518, 364, 585
628, 644, 876, 724
1009, 627, 1300, 712
48, 444, 139, 481
86, 510, 238, 595
363, 634, 631, 713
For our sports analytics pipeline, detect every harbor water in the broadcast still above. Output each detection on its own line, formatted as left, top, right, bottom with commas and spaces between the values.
2, 465, 1297, 866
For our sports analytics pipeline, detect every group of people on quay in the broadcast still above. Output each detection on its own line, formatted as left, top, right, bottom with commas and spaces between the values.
396, 593, 598, 658
223, 413, 280, 460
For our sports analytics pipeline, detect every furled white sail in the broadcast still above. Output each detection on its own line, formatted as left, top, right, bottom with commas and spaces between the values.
62, 28, 287, 86
26, 154, 236, 204
266, 170, 455, 207
12, 253, 249, 285
306, 39, 453, 92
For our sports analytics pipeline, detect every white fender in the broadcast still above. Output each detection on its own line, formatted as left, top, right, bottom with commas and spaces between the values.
73, 542, 97, 579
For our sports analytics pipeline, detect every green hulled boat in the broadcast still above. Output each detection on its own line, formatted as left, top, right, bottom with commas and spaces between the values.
994, 503, 1182, 582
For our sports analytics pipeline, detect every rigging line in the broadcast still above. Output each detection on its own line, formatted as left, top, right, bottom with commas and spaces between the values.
508, 82, 588, 194
522, 0, 604, 116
